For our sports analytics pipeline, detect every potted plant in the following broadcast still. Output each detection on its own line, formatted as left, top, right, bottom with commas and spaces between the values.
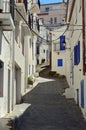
27, 75, 35, 85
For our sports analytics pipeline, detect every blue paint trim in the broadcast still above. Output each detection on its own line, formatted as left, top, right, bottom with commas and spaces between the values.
81, 80, 84, 108
60, 35, 65, 50
74, 41, 80, 65
57, 59, 63, 67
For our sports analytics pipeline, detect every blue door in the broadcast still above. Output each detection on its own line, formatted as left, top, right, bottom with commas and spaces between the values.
81, 80, 84, 108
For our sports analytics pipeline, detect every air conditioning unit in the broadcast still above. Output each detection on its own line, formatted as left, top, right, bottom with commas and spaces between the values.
0, 1, 3, 13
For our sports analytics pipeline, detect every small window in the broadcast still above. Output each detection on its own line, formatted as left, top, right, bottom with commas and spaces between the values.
57, 59, 63, 67
32, 65, 34, 73
43, 49, 45, 53
54, 17, 57, 24
50, 18, 53, 24
42, 18, 44, 24
45, 7, 49, 12
30, 38, 32, 48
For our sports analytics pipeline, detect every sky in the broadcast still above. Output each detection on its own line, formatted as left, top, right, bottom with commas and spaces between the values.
40, 0, 67, 4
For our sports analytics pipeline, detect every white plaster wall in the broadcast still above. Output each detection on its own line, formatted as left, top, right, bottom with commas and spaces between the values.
65, 0, 86, 117
52, 51, 66, 75
0, 31, 13, 117
38, 44, 49, 64
15, 41, 25, 95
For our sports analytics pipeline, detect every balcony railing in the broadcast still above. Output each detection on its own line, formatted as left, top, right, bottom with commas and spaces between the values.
0, 1, 15, 20
28, 13, 40, 32
0, 1, 15, 30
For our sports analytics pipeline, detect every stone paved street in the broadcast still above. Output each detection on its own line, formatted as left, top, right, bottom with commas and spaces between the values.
14, 74, 86, 130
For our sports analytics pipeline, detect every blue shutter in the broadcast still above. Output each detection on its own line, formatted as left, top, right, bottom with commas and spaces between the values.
57, 59, 63, 66
77, 41, 80, 64
74, 41, 80, 65
60, 35, 65, 50
81, 80, 84, 108
74, 45, 77, 65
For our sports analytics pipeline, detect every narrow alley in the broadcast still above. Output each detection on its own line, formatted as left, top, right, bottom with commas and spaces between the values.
13, 67, 86, 130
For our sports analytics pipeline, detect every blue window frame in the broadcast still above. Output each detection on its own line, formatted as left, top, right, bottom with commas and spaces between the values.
57, 59, 63, 67
60, 35, 65, 50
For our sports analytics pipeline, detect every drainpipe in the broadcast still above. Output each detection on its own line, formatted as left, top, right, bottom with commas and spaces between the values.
82, 0, 85, 75
49, 32, 52, 70
12, 30, 15, 110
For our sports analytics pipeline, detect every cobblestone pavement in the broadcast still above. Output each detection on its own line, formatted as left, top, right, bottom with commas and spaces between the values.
14, 76, 86, 130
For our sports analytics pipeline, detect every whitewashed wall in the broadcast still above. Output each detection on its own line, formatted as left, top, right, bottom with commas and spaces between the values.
0, 31, 13, 117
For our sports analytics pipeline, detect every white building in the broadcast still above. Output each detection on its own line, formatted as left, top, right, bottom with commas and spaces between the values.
51, 26, 68, 76
65, 0, 86, 118
36, 20, 50, 65
0, 0, 15, 116
0, 0, 40, 117
38, 1, 67, 30
51, 0, 86, 119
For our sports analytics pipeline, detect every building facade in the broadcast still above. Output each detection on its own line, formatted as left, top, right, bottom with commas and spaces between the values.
0, 0, 40, 117
0, 0, 15, 116
36, 19, 50, 65
38, 1, 67, 30
65, 0, 86, 118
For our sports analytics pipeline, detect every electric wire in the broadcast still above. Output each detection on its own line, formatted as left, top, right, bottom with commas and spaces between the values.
10, 2, 84, 43
13, 3, 69, 43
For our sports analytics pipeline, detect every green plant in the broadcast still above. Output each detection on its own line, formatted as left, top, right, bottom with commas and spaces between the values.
27, 75, 35, 85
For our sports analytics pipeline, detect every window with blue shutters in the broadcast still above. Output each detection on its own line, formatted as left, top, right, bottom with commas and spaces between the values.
74, 41, 80, 65
57, 59, 63, 67
60, 35, 65, 50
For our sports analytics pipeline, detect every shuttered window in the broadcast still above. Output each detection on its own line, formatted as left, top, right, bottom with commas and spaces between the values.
60, 35, 65, 50
74, 41, 80, 65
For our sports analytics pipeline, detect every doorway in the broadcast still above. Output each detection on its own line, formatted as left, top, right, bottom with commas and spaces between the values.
8, 69, 11, 113
0, 60, 4, 97
15, 66, 21, 104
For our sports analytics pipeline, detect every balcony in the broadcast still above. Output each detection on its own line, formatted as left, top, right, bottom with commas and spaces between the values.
28, 13, 40, 34
36, 37, 42, 44
0, 13, 15, 31
15, 0, 27, 21
0, 1, 15, 31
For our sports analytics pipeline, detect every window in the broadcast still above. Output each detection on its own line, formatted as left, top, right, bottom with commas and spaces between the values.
37, 46, 39, 54
30, 38, 32, 48
74, 41, 80, 65
41, 18, 44, 24
45, 7, 49, 12
32, 65, 34, 73
0, 60, 4, 97
81, 80, 84, 108
32, 42, 34, 60
54, 17, 57, 24
22, 39, 24, 55
50, 18, 53, 24
57, 59, 63, 67
60, 35, 65, 50
29, 65, 31, 75
43, 49, 45, 53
